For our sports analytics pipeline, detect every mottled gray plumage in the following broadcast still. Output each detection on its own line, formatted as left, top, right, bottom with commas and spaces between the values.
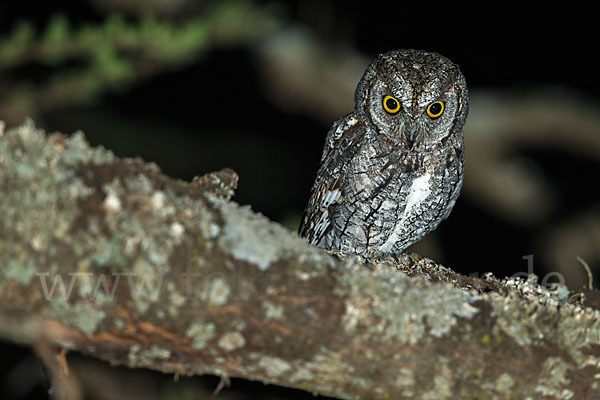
299, 49, 469, 259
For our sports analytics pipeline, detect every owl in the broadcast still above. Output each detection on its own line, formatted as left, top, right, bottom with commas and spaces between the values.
299, 49, 469, 260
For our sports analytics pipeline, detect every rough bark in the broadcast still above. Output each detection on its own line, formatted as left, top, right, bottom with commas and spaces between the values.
1, 121, 600, 399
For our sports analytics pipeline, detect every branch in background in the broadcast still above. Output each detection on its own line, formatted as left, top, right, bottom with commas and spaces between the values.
1, 121, 600, 399
0, 0, 280, 125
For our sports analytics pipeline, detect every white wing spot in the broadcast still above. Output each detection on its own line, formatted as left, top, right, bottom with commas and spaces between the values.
309, 189, 342, 245
322, 189, 341, 207
346, 116, 359, 127
312, 209, 329, 244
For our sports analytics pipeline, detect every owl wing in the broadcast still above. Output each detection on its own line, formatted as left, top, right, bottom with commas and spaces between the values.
298, 113, 364, 246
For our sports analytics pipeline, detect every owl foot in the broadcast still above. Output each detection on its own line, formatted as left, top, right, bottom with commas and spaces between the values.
372, 252, 424, 270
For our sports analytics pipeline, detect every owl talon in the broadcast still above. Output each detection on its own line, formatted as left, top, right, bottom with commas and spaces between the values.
325, 249, 348, 259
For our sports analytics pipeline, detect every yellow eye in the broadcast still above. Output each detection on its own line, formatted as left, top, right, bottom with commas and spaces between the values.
383, 95, 401, 114
426, 101, 445, 119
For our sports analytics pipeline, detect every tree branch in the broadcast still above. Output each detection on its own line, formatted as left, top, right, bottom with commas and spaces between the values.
1, 121, 600, 399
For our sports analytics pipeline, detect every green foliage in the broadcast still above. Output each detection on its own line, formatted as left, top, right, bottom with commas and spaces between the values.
0, 0, 280, 122
0, 20, 35, 67
41, 14, 71, 64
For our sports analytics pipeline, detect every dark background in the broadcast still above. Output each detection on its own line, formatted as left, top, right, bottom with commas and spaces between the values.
1, 1, 599, 399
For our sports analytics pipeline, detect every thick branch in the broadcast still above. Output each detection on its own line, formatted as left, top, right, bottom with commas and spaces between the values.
1, 121, 600, 399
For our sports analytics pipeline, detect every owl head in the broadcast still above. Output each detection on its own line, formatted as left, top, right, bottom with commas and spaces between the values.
355, 49, 469, 149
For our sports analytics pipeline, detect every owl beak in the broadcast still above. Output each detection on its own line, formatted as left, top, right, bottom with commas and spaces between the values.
403, 123, 419, 148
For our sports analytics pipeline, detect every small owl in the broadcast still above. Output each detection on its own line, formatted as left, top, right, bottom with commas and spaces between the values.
299, 49, 469, 259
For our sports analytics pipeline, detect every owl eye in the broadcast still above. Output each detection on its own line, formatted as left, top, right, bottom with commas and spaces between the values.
383, 95, 401, 114
426, 101, 445, 119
